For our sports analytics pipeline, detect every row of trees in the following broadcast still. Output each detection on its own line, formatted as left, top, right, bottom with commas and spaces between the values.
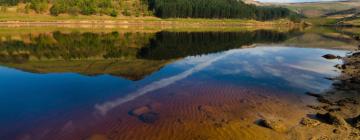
50, 0, 118, 16
0, 0, 151, 17
0, 0, 22, 6
51, 0, 151, 16
0, 0, 48, 13
148, 0, 298, 21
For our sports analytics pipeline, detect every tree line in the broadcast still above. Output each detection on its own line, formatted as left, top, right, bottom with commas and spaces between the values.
148, 0, 299, 21
0, 0, 150, 17
50, 0, 118, 16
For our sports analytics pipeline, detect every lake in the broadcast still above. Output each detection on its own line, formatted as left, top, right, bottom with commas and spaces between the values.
0, 27, 358, 140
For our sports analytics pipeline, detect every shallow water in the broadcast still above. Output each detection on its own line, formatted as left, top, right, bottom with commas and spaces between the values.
0, 28, 356, 140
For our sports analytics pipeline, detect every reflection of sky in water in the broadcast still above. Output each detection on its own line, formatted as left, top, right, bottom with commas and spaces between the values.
178, 46, 346, 93
95, 46, 347, 115
0, 46, 348, 138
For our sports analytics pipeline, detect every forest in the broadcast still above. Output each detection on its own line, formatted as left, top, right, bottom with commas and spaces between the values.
0, 0, 301, 20
148, 0, 297, 20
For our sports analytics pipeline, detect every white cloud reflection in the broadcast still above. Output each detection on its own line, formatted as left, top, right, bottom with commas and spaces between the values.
216, 46, 342, 92
95, 46, 345, 115
95, 49, 240, 115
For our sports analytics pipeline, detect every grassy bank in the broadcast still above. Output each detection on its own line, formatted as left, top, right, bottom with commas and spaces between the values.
0, 24, 298, 37
342, 19, 360, 27
305, 17, 360, 27
0, 12, 299, 27
305, 18, 338, 26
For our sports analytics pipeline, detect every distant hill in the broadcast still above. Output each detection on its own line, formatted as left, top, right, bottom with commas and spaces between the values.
320, 6, 360, 26
336, 13, 360, 26
274, 0, 360, 17
323, 7, 360, 18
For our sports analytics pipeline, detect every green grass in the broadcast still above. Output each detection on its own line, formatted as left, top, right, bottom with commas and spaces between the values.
0, 12, 289, 23
304, 17, 360, 26
0, 10, 299, 25
344, 18, 360, 26
0, 25, 296, 38
305, 17, 338, 26
0, 13, 157, 22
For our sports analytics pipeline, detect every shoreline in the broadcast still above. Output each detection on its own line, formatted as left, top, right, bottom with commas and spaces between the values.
246, 48, 360, 140
0, 16, 298, 27
0, 19, 301, 34
298, 47, 360, 139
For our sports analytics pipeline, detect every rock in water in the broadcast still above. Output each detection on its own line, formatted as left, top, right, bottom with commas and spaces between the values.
355, 36, 360, 41
300, 118, 320, 127
138, 112, 159, 124
322, 54, 338, 59
333, 129, 341, 134
316, 112, 347, 126
351, 115, 360, 129
317, 97, 334, 105
129, 105, 160, 124
258, 119, 287, 132
305, 92, 322, 98
129, 106, 151, 116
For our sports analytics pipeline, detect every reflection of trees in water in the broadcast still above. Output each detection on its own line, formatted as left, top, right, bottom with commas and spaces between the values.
138, 30, 295, 60
0, 30, 298, 80
0, 31, 154, 63
0, 30, 296, 63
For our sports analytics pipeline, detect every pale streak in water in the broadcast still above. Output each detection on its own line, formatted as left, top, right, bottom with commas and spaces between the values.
95, 49, 241, 116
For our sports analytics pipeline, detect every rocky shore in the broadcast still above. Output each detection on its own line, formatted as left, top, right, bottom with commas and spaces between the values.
301, 50, 360, 139
256, 48, 360, 139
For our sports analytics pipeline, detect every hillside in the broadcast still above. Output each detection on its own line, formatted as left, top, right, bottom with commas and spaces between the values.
0, 0, 301, 21
251, 0, 360, 26
323, 8, 360, 26
323, 7, 360, 18
277, 0, 360, 18
336, 15, 360, 26
300, 6, 360, 26
0, 0, 151, 17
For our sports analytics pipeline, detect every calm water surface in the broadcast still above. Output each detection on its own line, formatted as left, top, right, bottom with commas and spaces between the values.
0, 29, 356, 140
